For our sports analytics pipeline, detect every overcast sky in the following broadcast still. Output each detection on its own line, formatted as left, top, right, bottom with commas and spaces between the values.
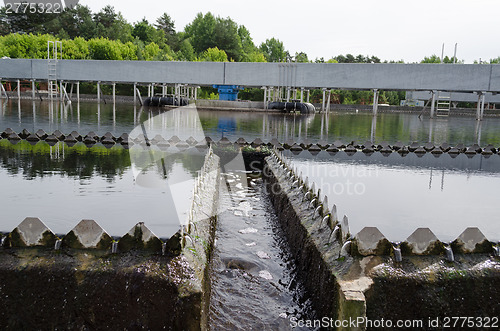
80, 0, 500, 63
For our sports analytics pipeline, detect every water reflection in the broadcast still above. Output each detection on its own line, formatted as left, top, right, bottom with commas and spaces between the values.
288, 151, 500, 242
0, 139, 205, 237
1, 99, 500, 145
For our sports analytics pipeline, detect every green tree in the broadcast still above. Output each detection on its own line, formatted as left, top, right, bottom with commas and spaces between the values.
185, 12, 217, 54
294, 51, 309, 63
199, 47, 228, 62
213, 16, 242, 61
133, 19, 160, 44
259, 38, 287, 62
155, 13, 178, 50
143, 42, 160, 60
63, 37, 90, 59
178, 39, 196, 61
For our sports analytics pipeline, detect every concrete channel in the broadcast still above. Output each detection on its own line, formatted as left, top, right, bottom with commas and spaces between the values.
1, 132, 499, 329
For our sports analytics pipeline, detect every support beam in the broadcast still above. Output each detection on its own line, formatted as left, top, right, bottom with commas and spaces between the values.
17, 79, 21, 99
326, 89, 332, 113
263, 86, 267, 110
31, 80, 35, 100
430, 91, 437, 118
112, 83, 116, 104
476, 92, 482, 120
76, 82, 80, 102
300, 87, 304, 103
480, 92, 486, 119
307, 90, 310, 103
97, 81, 100, 103
321, 88, 326, 112
133, 82, 137, 105
60, 80, 63, 101
372, 89, 379, 115
286, 87, 290, 102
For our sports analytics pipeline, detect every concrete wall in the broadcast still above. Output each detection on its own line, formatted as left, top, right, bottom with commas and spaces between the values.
1, 59, 500, 92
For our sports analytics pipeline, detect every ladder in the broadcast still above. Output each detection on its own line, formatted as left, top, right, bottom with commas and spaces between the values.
436, 92, 451, 117
47, 41, 62, 99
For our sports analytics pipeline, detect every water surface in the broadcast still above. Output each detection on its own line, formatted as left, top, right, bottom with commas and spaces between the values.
289, 150, 500, 242
2, 99, 500, 146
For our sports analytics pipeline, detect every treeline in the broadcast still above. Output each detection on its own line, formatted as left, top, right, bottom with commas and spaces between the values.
0, 5, 271, 62
1, 5, 498, 105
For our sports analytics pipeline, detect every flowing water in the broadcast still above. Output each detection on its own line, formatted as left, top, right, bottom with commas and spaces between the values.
209, 171, 313, 330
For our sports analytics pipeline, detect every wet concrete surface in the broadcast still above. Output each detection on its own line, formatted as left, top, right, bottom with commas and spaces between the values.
208, 171, 314, 330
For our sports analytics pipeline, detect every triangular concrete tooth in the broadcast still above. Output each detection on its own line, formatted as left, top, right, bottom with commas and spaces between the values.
26, 133, 40, 142
63, 219, 113, 249
186, 136, 198, 146
8, 132, 21, 141
355, 227, 391, 255
403, 228, 444, 255
9, 217, 56, 247
118, 222, 163, 252
451, 227, 492, 254
218, 137, 231, 146
252, 137, 264, 147
19, 129, 31, 139
52, 130, 65, 141
36, 129, 48, 140
168, 135, 181, 144
1, 128, 14, 138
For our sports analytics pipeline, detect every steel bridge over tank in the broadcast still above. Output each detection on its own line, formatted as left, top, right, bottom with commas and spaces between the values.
1, 59, 499, 119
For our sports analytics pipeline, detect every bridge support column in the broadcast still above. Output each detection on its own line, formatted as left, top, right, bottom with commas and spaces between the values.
97, 82, 100, 103
321, 88, 326, 112
76, 82, 79, 102
133, 83, 137, 105
476, 92, 485, 120
307, 89, 310, 103
262, 86, 267, 109
372, 89, 379, 115
112, 83, 116, 104
300, 87, 304, 102
430, 91, 436, 118
286, 87, 291, 102
326, 89, 332, 113
17, 79, 21, 99
31, 80, 35, 100
60, 80, 64, 101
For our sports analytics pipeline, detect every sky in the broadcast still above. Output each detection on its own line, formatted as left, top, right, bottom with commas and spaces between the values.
80, 0, 500, 64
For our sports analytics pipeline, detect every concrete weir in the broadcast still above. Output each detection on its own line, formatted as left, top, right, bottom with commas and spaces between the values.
0, 149, 220, 330
262, 150, 500, 330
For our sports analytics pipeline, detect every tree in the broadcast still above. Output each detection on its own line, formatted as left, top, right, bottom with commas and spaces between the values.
213, 16, 242, 61
259, 38, 287, 62
155, 13, 178, 50
294, 51, 309, 63
185, 12, 217, 54
133, 19, 156, 43
199, 47, 228, 62
178, 39, 196, 61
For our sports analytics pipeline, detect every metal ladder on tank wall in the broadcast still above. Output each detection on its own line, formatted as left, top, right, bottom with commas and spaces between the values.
436, 92, 451, 116
47, 41, 62, 99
